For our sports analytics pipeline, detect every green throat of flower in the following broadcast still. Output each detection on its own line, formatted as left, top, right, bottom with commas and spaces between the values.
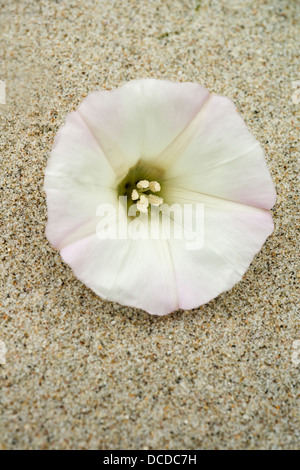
117, 161, 165, 215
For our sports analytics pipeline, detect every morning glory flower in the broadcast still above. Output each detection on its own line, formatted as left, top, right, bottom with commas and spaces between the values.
44, 79, 276, 315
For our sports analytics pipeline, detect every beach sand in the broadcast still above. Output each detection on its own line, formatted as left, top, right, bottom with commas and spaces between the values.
0, 0, 299, 449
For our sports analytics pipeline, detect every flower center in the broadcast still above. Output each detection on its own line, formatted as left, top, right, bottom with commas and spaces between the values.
117, 161, 165, 217
131, 180, 163, 214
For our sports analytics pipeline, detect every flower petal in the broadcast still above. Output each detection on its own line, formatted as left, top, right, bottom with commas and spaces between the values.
45, 111, 117, 249
162, 95, 276, 210
77, 79, 209, 172
60, 233, 179, 316
163, 187, 274, 309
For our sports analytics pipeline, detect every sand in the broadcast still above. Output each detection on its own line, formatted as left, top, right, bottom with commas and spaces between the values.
0, 0, 299, 450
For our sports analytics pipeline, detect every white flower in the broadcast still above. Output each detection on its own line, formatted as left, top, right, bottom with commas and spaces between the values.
44, 79, 276, 315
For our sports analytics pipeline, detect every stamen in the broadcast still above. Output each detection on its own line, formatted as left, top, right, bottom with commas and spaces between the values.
139, 194, 149, 207
149, 181, 161, 193
137, 180, 149, 189
131, 179, 163, 214
148, 194, 163, 206
137, 201, 148, 213
131, 189, 139, 201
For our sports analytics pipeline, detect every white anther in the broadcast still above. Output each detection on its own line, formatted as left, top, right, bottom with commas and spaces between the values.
137, 180, 149, 189
148, 194, 163, 206
139, 194, 149, 207
137, 201, 148, 213
149, 181, 161, 193
131, 189, 139, 201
